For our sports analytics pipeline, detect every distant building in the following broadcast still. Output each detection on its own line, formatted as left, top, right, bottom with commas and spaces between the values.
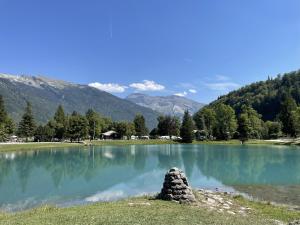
101, 131, 119, 140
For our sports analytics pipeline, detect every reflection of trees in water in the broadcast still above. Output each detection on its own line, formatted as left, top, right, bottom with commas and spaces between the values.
0, 147, 138, 192
195, 145, 300, 185
181, 146, 196, 178
157, 145, 181, 170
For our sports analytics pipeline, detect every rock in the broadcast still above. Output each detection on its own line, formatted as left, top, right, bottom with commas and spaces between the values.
289, 221, 300, 225
157, 168, 196, 203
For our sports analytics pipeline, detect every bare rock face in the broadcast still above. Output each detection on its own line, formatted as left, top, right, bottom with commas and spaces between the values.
158, 167, 196, 203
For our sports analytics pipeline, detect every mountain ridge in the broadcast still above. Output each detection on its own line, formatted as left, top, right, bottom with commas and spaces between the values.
0, 73, 159, 129
126, 93, 205, 117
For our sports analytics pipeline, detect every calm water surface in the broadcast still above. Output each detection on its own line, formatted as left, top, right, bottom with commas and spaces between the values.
1, 144, 300, 211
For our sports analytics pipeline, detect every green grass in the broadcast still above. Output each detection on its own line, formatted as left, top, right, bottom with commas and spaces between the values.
0, 139, 283, 153
0, 195, 299, 225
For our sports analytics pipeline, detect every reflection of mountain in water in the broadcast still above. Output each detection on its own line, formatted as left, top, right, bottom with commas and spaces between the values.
0, 144, 300, 210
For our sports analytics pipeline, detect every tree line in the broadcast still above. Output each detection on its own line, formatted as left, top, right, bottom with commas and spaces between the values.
0, 95, 196, 143
193, 93, 300, 141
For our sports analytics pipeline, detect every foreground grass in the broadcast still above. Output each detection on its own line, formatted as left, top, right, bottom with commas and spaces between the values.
0, 195, 299, 225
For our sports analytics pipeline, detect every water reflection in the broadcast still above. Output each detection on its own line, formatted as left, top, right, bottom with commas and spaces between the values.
0, 144, 299, 211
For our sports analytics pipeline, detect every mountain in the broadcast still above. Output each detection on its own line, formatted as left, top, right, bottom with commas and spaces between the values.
207, 69, 300, 121
0, 74, 159, 129
126, 93, 205, 117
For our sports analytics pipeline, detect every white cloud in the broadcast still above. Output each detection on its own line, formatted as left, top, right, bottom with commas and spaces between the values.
205, 82, 240, 91
216, 75, 230, 81
189, 89, 197, 94
129, 80, 165, 91
88, 82, 127, 93
174, 91, 187, 97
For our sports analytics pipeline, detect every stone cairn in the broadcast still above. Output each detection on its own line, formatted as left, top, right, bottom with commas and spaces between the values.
157, 167, 196, 203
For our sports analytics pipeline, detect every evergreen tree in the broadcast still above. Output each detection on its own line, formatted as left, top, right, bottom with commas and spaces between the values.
0, 96, 14, 141
0, 95, 8, 124
279, 95, 297, 137
53, 105, 66, 140
18, 101, 36, 141
133, 114, 148, 137
180, 110, 194, 143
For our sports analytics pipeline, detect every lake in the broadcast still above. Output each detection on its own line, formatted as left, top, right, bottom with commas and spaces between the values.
0, 144, 300, 211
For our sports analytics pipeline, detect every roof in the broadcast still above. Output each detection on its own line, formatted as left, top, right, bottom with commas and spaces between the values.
102, 130, 117, 136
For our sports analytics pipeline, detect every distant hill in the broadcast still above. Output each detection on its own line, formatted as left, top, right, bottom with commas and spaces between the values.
126, 93, 205, 117
207, 70, 300, 121
0, 74, 159, 129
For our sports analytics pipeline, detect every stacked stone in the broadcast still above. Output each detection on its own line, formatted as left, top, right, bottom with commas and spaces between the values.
158, 167, 196, 203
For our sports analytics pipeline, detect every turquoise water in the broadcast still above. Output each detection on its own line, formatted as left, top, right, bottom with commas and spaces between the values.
0, 144, 300, 211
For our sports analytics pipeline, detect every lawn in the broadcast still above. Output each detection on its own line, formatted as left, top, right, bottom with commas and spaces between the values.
0, 139, 284, 153
0, 194, 299, 225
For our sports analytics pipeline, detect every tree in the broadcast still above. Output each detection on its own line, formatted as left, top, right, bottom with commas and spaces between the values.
85, 109, 103, 140
114, 121, 135, 139
18, 101, 36, 141
180, 110, 194, 143
194, 107, 216, 138
157, 115, 180, 137
67, 113, 88, 142
133, 114, 148, 137
263, 121, 282, 139
0, 95, 15, 141
53, 105, 66, 140
237, 113, 251, 142
279, 95, 298, 137
237, 105, 264, 141
213, 104, 237, 140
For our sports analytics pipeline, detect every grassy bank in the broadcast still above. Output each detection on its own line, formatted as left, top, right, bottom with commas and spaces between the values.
0, 194, 299, 225
0, 139, 286, 153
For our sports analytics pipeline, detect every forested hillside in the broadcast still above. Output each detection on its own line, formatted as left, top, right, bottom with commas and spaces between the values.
194, 70, 300, 140
209, 70, 300, 121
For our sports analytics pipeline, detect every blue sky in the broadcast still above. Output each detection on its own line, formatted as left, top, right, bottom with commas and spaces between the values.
0, 0, 299, 103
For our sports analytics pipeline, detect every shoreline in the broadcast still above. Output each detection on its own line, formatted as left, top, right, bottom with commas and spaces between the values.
0, 139, 292, 153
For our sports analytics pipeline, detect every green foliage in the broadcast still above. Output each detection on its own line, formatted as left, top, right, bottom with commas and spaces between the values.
263, 121, 282, 139
194, 107, 216, 137
213, 104, 237, 140
114, 121, 136, 139
53, 105, 66, 140
279, 95, 298, 137
157, 115, 180, 137
133, 114, 148, 136
66, 112, 88, 142
85, 109, 103, 140
0, 95, 15, 141
17, 101, 36, 141
180, 111, 194, 143
237, 105, 264, 141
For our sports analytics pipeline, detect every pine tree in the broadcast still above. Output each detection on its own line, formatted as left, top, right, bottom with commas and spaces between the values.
18, 101, 36, 141
0, 95, 14, 141
180, 110, 194, 143
133, 114, 148, 137
53, 105, 66, 140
